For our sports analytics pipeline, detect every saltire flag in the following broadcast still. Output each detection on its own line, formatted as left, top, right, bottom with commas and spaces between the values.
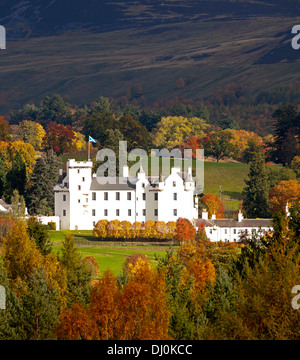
89, 136, 97, 143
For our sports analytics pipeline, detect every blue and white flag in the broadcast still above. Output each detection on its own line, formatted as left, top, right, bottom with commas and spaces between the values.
89, 136, 97, 143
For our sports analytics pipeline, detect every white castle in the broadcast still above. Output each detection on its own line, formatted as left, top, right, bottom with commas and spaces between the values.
54, 159, 198, 231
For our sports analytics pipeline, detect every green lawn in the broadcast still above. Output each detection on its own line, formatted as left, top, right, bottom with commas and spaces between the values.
50, 230, 175, 276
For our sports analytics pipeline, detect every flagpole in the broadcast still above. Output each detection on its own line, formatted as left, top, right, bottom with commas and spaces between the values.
88, 140, 90, 161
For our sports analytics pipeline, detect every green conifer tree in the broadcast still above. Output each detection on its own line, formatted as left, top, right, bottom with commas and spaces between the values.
242, 153, 271, 218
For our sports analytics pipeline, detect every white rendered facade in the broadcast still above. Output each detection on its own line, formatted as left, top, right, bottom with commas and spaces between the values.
54, 159, 198, 230
196, 210, 273, 242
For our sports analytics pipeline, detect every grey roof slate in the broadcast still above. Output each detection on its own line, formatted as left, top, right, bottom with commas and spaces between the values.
90, 177, 136, 190
211, 219, 272, 228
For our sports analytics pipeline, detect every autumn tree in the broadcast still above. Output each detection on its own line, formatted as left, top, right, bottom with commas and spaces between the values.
88, 270, 119, 339
1, 221, 42, 281
42, 122, 75, 155
179, 136, 202, 159
18, 120, 46, 150
203, 130, 237, 162
175, 218, 196, 243
55, 303, 98, 340
227, 129, 263, 162
93, 219, 108, 238
269, 179, 300, 214
201, 193, 224, 219
142, 219, 157, 239
153, 116, 208, 150
0, 116, 11, 141
0, 140, 36, 189
115, 256, 170, 340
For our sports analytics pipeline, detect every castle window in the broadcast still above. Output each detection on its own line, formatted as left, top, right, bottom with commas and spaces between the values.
78, 185, 81, 191
173, 193, 177, 200
233, 229, 236, 234
143, 209, 146, 216
77, 169, 80, 174
93, 221, 96, 227
154, 193, 158, 201
173, 181, 176, 187
63, 194, 66, 201
82, 177, 85, 182
128, 209, 132, 216
142, 193, 146, 201
92, 209, 96, 216
116, 209, 120, 216
154, 209, 158, 216
63, 210, 66, 216
173, 209, 177, 216
78, 199, 80, 203
127, 192, 131, 200
104, 209, 108, 216
116, 192, 120, 201
104, 192, 108, 200
92, 192, 96, 200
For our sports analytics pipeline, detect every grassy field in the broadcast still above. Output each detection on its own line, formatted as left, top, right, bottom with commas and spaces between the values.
50, 230, 175, 276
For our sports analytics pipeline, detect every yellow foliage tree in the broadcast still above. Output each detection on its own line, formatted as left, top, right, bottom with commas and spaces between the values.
132, 221, 142, 238
153, 116, 208, 150
2, 221, 42, 281
93, 219, 108, 238
155, 221, 168, 239
142, 219, 157, 238
107, 219, 123, 238
120, 220, 132, 238
18, 120, 46, 150
72, 132, 86, 152
166, 221, 177, 239
10, 140, 36, 180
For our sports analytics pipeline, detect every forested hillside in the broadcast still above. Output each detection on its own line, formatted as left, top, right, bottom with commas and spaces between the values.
0, 0, 299, 123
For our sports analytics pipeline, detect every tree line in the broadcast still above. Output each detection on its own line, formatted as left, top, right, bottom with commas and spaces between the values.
0, 203, 299, 339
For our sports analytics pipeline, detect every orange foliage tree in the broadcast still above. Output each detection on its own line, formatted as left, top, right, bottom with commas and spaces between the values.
2, 221, 42, 281
269, 179, 300, 213
55, 303, 99, 340
175, 218, 196, 243
89, 270, 119, 340
56, 257, 171, 340
201, 193, 224, 219
93, 219, 108, 238
115, 256, 170, 340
